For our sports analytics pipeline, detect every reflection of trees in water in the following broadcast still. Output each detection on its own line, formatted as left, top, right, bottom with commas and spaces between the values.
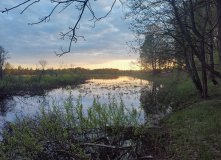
140, 83, 170, 125
0, 98, 15, 117
140, 83, 159, 115
0, 95, 49, 121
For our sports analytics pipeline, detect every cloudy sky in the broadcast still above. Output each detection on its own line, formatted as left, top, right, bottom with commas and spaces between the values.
0, 0, 139, 70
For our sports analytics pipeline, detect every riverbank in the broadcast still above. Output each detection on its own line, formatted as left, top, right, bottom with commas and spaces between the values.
142, 72, 221, 159
0, 73, 220, 159
0, 75, 87, 98
0, 74, 130, 98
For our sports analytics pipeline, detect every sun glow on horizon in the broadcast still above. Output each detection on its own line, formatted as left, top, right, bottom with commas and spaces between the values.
9, 59, 140, 71
80, 59, 140, 70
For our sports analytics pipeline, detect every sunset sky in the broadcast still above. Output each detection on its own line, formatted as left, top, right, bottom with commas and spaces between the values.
0, 0, 139, 70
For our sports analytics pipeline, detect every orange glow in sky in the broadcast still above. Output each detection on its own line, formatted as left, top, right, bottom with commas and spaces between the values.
81, 59, 140, 70
11, 59, 140, 70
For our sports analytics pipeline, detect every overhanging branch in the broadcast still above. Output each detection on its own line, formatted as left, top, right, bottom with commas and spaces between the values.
1, 0, 117, 56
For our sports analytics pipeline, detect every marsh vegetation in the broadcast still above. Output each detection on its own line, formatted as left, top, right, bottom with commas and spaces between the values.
0, 70, 221, 159
0, 74, 170, 159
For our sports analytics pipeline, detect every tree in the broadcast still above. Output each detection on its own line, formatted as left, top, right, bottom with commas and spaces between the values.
1, 0, 117, 56
140, 32, 173, 75
123, 0, 221, 98
216, 0, 221, 64
39, 59, 47, 70
2, 0, 220, 98
38, 59, 47, 82
4, 62, 13, 75
0, 46, 9, 79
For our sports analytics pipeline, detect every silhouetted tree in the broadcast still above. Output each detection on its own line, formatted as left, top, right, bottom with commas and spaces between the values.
140, 32, 173, 75
123, 0, 221, 98
4, 62, 13, 75
38, 59, 47, 82
0, 46, 9, 79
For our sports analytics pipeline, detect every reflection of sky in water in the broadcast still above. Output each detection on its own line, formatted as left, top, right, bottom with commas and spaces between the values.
0, 76, 152, 126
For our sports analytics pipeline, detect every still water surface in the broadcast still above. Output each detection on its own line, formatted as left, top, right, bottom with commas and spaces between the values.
0, 76, 159, 127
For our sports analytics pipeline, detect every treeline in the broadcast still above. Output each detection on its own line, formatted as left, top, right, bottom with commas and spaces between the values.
3, 64, 139, 76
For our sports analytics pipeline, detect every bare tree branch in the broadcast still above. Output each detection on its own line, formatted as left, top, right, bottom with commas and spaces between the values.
80, 143, 132, 150
21, 0, 40, 14
29, 3, 60, 25
1, 0, 32, 13
1, 0, 117, 56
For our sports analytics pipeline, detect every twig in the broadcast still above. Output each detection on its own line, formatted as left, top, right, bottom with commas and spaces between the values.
21, 0, 40, 14
128, 156, 153, 160
1, 0, 32, 13
80, 143, 132, 150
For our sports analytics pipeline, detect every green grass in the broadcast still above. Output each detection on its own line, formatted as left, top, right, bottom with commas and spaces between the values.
139, 72, 201, 110
166, 100, 221, 159
140, 71, 221, 159
0, 75, 87, 97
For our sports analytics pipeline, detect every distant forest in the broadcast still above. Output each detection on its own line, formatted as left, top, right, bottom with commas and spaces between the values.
3, 64, 140, 76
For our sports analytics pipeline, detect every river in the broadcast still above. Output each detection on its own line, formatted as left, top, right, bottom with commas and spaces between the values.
0, 76, 170, 127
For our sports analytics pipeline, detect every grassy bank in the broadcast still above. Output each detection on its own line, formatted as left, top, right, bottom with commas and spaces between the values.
166, 100, 221, 159
0, 75, 87, 98
0, 73, 138, 98
1, 72, 220, 159
142, 72, 221, 159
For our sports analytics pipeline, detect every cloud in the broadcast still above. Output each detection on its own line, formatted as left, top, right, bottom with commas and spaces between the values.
0, 0, 138, 70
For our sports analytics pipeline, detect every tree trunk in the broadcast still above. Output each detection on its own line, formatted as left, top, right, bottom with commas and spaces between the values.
151, 59, 155, 75
190, 53, 203, 97
184, 50, 203, 97
38, 69, 44, 82
171, 0, 221, 79
152, 51, 157, 75
209, 31, 218, 85
202, 66, 208, 98
154, 50, 157, 75
217, 0, 221, 64
201, 41, 208, 98
0, 66, 3, 80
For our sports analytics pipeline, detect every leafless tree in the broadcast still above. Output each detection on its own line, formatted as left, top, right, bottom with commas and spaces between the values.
38, 59, 47, 82
39, 59, 47, 70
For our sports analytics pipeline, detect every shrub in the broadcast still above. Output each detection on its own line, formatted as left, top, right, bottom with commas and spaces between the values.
0, 94, 148, 160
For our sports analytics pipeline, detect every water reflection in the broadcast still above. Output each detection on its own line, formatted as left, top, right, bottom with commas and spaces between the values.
140, 83, 159, 115
140, 82, 171, 126
0, 76, 153, 126
0, 98, 14, 117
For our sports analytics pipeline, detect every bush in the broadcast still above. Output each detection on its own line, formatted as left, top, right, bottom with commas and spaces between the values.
0, 94, 148, 160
